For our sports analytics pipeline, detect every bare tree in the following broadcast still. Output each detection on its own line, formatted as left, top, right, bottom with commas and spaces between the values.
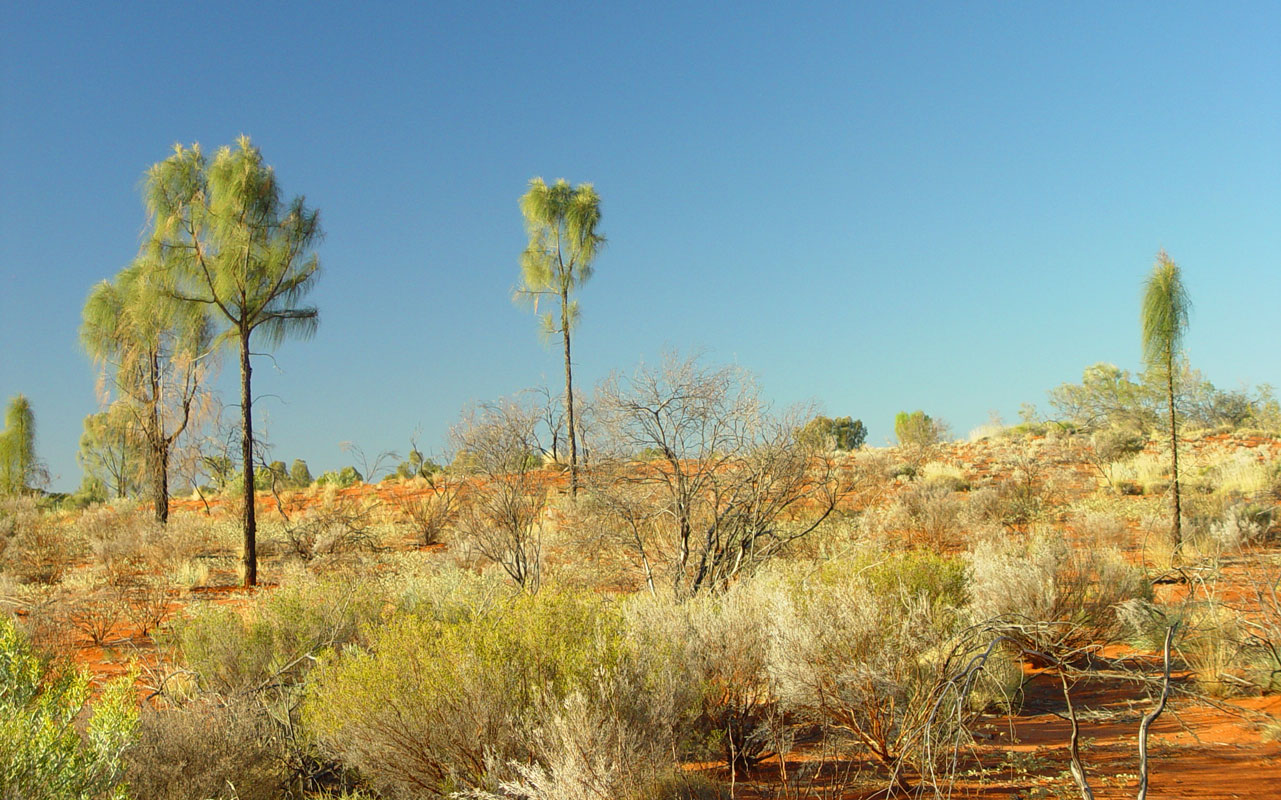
450, 396, 551, 591
591, 354, 856, 597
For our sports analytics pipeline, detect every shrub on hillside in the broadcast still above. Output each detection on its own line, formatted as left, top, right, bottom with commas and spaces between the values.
770, 553, 997, 790
177, 576, 383, 695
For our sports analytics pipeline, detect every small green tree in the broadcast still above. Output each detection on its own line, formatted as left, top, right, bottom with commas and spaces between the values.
0, 395, 47, 495
289, 458, 313, 488
77, 407, 145, 500
1141, 250, 1191, 552
514, 178, 605, 497
147, 136, 322, 586
82, 258, 213, 523
895, 410, 940, 448
799, 415, 867, 451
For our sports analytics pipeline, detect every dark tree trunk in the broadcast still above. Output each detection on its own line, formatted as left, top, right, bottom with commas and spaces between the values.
1168, 357, 1181, 553
151, 439, 169, 524
149, 351, 169, 524
562, 292, 577, 497
240, 334, 258, 587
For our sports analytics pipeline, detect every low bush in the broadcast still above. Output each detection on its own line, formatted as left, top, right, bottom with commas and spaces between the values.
303, 588, 626, 798
967, 531, 1151, 661
176, 575, 384, 695
770, 552, 996, 791
124, 698, 286, 800
0, 616, 137, 799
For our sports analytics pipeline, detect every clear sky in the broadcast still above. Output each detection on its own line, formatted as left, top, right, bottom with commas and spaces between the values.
2, 1, 1278, 491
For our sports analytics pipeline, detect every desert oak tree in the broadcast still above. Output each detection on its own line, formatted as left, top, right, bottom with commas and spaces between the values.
1141, 250, 1191, 553
514, 178, 604, 497
81, 259, 212, 522
145, 136, 322, 586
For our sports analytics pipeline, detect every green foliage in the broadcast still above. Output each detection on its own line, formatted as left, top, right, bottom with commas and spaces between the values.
515, 178, 605, 338
0, 395, 47, 496
146, 135, 323, 583
303, 588, 624, 797
395, 448, 443, 480
289, 458, 314, 487
81, 256, 213, 522
0, 616, 137, 799
315, 466, 363, 488
77, 408, 144, 500
798, 415, 867, 451
176, 577, 383, 695
894, 409, 941, 447
514, 177, 605, 494
1141, 251, 1191, 373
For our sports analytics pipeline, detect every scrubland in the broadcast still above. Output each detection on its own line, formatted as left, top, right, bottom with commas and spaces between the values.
3, 428, 1281, 800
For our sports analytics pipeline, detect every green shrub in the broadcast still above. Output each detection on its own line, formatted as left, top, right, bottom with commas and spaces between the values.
303, 589, 625, 798
0, 615, 137, 799
176, 576, 383, 695
895, 410, 942, 448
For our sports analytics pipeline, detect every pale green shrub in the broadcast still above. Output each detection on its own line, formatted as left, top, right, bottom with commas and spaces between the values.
967, 531, 1150, 659
769, 553, 990, 788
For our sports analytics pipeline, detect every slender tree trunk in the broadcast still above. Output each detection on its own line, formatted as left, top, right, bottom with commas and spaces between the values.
1167, 357, 1181, 553
562, 292, 577, 498
149, 353, 169, 524
240, 333, 258, 587
151, 438, 169, 524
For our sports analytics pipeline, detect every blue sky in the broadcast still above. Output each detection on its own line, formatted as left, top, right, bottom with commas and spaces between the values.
2, 2, 1278, 491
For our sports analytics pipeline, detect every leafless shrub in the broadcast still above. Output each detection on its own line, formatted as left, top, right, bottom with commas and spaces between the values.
121, 576, 173, 637
283, 497, 380, 562
391, 473, 466, 547
450, 396, 551, 591
68, 587, 126, 646
589, 353, 859, 597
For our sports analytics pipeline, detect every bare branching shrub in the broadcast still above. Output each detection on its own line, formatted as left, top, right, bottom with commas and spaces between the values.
967, 531, 1150, 660
451, 397, 551, 591
590, 354, 857, 597
67, 587, 126, 645
283, 497, 381, 563
391, 473, 466, 546
120, 576, 172, 637
125, 698, 287, 800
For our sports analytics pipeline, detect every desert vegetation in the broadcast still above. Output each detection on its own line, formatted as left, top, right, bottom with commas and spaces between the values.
3, 145, 1281, 800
